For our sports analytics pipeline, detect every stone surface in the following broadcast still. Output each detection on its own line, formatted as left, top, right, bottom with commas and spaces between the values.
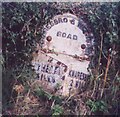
32, 13, 94, 96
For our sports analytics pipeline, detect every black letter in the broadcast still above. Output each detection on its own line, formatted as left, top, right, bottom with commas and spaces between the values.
58, 18, 63, 23
57, 31, 61, 37
63, 18, 68, 23
69, 70, 74, 78
52, 77, 55, 83
62, 33, 66, 38
70, 19, 75, 25
54, 66, 60, 75
54, 19, 59, 25
49, 21, 54, 27
73, 35, 77, 40
67, 34, 72, 39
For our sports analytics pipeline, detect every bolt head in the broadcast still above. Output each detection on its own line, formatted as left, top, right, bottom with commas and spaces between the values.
46, 36, 52, 42
81, 44, 86, 49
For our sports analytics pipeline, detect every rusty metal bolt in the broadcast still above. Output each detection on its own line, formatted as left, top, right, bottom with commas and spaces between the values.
81, 44, 86, 49
46, 36, 52, 42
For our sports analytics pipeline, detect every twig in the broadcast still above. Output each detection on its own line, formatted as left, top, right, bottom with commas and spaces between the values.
91, 71, 104, 97
15, 92, 20, 108
63, 93, 76, 106
101, 54, 111, 97
21, 15, 35, 32
98, 29, 104, 72
98, 46, 107, 60
91, 29, 104, 98
112, 70, 119, 100
51, 100, 55, 109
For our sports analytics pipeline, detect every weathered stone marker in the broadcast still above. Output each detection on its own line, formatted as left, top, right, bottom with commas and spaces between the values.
32, 13, 94, 96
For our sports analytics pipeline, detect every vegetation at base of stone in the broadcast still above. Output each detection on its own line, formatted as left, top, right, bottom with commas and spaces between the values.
86, 99, 108, 113
34, 87, 62, 104
2, 2, 120, 115
52, 104, 63, 116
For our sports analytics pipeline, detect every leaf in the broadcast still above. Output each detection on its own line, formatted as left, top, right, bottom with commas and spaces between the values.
52, 104, 63, 116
